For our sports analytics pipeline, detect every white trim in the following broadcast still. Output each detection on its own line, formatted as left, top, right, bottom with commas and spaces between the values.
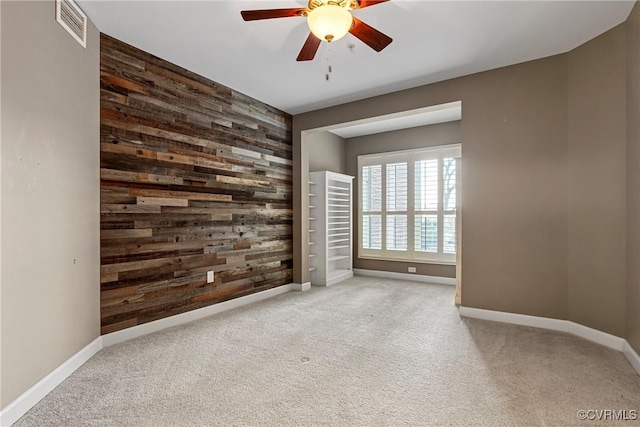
291, 282, 311, 292
358, 255, 456, 266
459, 306, 568, 333
0, 337, 103, 427
459, 306, 639, 375
358, 143, 462, 162
312, 270, 354, 287
623, 341, 640, 375
353, 268, 455, 286
567, 322, 625, 351
102, 283, 293, 347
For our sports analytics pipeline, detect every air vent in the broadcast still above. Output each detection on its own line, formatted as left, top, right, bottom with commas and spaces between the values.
56, 0, 87, 48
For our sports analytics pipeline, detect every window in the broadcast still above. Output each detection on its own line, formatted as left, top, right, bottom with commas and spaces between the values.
358, 144, 461, 264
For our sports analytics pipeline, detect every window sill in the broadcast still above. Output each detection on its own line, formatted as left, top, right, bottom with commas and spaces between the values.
358, 255, 456, 266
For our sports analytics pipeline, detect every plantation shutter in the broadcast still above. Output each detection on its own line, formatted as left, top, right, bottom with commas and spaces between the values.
362, 165, 382, 250
358, 143, 460, 263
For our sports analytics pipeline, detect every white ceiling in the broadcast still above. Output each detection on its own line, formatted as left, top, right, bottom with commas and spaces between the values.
79, 1, 634, 115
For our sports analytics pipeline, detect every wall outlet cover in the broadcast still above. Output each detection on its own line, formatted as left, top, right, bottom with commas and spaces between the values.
408, 267, 417, 273
207, 271, 214, 283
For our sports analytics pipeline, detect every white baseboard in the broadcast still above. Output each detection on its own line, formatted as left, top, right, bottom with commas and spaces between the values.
459, 306, 638, 374
103, 283, 294, 347
458, 306, 568, 333
353, 268, 455, 286
623, 341, 640, 375
0, 337, 103, 427
291, 282, 311, 292
567, 321, 625, 351
311, 271, 354, 287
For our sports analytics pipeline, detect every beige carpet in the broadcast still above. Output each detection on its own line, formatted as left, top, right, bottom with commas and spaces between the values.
14, 276, 640, 426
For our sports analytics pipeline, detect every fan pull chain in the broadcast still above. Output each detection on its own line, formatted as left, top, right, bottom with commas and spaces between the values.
325, 44, 333, 82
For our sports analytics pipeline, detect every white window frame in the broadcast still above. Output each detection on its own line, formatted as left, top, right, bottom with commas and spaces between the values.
358, 143, 461, 264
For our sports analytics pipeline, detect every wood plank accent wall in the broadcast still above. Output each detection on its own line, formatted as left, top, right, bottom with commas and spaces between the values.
99, 34, 293, 334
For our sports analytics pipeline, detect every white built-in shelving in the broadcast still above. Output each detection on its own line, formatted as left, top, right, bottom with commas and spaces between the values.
308, 171, 354, 286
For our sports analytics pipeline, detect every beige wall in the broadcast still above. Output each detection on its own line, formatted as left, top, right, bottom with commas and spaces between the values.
627, 3, 640, 354
345, 121, 461, 278
295, 18, 638, 338
1, 0, 100, 408
567, 25, 627, 337
308, 131, 347, 174
294, 54, 570, 319
0, 0, 4, 406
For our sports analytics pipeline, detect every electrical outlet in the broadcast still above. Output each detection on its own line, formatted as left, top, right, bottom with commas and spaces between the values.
207, 271, 214, 283
408, 267, 417, 273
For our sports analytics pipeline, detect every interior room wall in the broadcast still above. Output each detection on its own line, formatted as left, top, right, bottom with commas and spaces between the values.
308, 131, 346, 174
0, 1, 4, 408
567, 24, 627, 337
345, 121, 461, 278
295, 54, 570, 320
627, 2, 640, 354
1, 0, 100, 408
99, 35, 293, 334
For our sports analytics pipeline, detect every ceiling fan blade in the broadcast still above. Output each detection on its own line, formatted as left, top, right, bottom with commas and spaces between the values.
297, 33, 321, 61
357, 0, 390, 9
349, 17, 393, 52
241, 8, 306, 21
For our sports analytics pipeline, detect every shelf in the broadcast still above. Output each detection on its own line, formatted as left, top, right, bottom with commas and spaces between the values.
328, 185, 349, 192
329, 238, 350, 243
329, 245, 350, 250
328, 232, 350, 237
309, 171, 353, 287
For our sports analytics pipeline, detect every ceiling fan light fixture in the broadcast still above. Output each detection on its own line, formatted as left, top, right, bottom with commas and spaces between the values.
307, 4, 353, 42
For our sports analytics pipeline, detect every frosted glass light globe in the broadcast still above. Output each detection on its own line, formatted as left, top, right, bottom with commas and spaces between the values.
307, 4, 353, 42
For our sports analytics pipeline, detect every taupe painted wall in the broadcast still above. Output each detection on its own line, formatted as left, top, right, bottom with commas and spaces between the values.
308, 131, 347, 174
1, 0, 100, 408
567, 25, 627, 337
294, 19, 637, 339
0, 1, 4, 407
627, 2, 640, 354
345, 121, 461, 278
294, 54, 570, 319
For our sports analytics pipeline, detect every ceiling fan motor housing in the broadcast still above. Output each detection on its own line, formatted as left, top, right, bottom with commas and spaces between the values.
308, 0, 357, 11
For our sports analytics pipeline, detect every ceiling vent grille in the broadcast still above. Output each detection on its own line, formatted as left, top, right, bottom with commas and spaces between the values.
56, 0, 87, 48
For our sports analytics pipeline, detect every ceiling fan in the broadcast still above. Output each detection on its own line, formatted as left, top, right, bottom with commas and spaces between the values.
241, 0, 393, 61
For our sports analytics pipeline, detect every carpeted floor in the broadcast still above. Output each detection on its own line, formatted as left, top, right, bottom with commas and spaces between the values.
14, 276, 640, 426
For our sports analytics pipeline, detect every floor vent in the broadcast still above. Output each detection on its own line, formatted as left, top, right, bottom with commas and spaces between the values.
56, 0, 87, 48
